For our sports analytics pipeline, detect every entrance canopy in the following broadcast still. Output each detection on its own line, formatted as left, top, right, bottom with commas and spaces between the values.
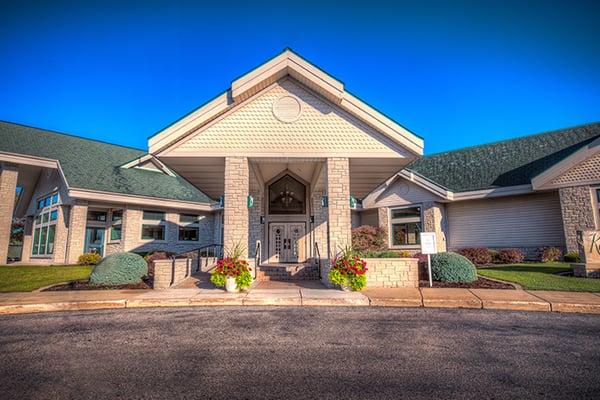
149, 49, 424, 199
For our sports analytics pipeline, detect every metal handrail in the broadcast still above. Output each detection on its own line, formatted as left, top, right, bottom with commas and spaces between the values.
254, 240, 261, 279
171, 243, 224, 272
314, 242, 322, 280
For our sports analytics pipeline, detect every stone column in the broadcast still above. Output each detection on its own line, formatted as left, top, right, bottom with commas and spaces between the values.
121, 206, 142, 253
422, 202, 447, 252
326, 157, 351, 258
378, 207, 389, 248
311, 163, 328, 262
0, 163, 18, 265
20, 216, 33, 263
65, 201, 88, 264
223, 157, 249, 259
559, 186, 597, 252
52, 205, 70, 263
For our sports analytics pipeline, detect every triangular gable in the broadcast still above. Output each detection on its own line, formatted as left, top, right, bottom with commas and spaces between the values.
120, 154, 175, 176
161, 78, 413, 158
532, 136, 600, 190
149, 48, 423, 156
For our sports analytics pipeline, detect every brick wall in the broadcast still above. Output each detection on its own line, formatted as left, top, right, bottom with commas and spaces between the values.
326, 157, 351, 258
223, 157, 249, 258
559, 186, 597, 252
365, 258, 419, 288
0, 163, 18, 264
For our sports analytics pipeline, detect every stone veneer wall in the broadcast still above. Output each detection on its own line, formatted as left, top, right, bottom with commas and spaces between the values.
51, 205, 70, 263
559, 186, 597, 252
326, 157, 351, 258
223, 157, 249, 259
153, 258, 196, 289
65, 201, 88, 264
311, 163, 328, 263
377, 207, 389, 248
422, 202, 448, 252
248, 164, 263, 260
0, 164, 18, 264
365, 258, 419, 288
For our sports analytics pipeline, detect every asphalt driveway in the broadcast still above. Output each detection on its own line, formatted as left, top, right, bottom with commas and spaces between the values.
0, 307, 599, 399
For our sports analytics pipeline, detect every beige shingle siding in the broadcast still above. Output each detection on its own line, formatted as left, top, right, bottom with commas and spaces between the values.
446, 192, 565, 250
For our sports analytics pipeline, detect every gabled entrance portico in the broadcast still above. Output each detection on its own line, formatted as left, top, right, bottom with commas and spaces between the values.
148, 49, 424, 279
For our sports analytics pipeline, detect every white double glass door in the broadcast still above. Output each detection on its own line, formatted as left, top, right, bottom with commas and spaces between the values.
268, 222, 306, 263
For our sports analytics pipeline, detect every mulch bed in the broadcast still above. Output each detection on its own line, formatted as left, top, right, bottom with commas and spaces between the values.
44, 276, 153, 291
419, 277, 515, 290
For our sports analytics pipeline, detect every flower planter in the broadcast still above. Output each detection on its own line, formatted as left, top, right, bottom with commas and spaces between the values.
225, 276, 239, 293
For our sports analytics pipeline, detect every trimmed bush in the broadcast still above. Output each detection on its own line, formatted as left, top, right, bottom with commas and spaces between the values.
497, 248, 525, 264
430, 252, 477, 283
78, 253, 102, 266
539, 247, 562, 262
89, 252, 148, 286
564, 251, 581, 263
457, 248, 492, 265
351, 225, 386, 252
361, 250, 413, 258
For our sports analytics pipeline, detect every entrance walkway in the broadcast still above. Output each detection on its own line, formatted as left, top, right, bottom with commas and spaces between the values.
0, 287, 599, 315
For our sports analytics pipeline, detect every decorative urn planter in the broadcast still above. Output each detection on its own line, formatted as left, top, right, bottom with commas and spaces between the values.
225, 276, 239, 293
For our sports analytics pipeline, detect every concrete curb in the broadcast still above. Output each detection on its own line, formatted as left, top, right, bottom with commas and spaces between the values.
0, 288, 599, 315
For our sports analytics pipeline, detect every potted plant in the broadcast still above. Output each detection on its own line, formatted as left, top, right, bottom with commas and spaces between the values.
210, 244, 253, 292
328, 248, 368, 291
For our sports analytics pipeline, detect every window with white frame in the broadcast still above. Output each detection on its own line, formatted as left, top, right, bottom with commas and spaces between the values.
32, 192, 59, 256
389, 206, 422, 247
141, 210, 166, 240
178, 213, 200, 242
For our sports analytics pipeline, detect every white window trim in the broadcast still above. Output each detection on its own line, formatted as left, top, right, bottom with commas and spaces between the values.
32, 191, 60, 258
387, 205, 423, 250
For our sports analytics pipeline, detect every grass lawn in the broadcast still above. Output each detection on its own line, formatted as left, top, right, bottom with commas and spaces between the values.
477, 262, 600, 292
0, 265, 93, 292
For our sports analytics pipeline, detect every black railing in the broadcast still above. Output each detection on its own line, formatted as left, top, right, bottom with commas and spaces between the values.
254, 240, 261, 279
314, 242, 322, 280
172, 244, 224, 272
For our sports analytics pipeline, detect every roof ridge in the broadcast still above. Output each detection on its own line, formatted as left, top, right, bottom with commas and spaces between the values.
0, 120, 146, 153
422, 120, 600, 158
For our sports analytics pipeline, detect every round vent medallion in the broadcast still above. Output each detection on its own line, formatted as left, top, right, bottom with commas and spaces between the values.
273, 95, 302, 123
398, 183, 410, 195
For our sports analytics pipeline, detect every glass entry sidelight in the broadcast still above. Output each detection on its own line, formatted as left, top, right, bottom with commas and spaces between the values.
268, 222, 306, 263
84, 227, 105, 257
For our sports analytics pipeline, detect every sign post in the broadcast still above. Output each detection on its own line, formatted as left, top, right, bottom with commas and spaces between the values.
420, 232, 438, 288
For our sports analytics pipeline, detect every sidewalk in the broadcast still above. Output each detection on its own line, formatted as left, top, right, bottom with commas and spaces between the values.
0, 285, 599, 315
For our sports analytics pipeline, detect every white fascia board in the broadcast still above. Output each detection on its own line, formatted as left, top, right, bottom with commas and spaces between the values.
532, 136, 600, 190
452, 184, 533, 200
68, 188, 215, 212
149, 91, 230, 154
340, 93, 424, 156
120, 154, 176, 177
398, 170, 452, 199
0, 151, 59, 169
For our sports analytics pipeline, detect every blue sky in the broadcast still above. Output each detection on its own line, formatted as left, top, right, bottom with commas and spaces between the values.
1, 0, 599, 154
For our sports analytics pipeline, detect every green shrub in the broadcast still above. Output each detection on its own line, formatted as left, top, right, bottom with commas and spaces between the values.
351, 225, 386, 252
78, 253, 102, 266
430, 252, 477, 283
539, 247, 562, 262
210, 272, 226, 287
564, 251, 581, 263
361, 250, 412, 258
89, 252, 148, 285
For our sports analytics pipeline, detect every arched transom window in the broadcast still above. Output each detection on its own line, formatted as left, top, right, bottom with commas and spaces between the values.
268, 174, 306, 215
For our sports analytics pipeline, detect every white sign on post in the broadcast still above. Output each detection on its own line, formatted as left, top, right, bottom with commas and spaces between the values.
420, 232, 438, 287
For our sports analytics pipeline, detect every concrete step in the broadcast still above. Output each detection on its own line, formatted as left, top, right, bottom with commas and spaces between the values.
257, 263, 320, 281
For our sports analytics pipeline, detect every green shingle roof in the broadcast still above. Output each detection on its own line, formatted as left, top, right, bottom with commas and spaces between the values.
407, 122, 600, 192
0, 121, 214, 204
